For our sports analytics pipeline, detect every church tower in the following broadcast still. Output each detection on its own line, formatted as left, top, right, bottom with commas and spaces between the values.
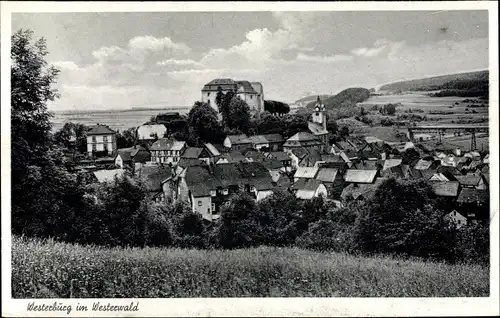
312, 96, 327, 132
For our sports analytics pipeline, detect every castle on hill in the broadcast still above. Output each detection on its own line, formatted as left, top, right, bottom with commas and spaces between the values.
201, 78, 264, 113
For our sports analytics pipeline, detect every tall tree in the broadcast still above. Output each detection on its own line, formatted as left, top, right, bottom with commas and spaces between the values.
187, 101, 224, 145
11, 29, 87, 238
228, 97, 251, 133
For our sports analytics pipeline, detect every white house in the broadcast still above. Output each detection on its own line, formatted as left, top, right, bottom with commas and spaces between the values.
137, 124, 167, 140
293, 179, 328, 200
443, 210, 467, 229
150, 138, 186, 165
86, 124, 117, 156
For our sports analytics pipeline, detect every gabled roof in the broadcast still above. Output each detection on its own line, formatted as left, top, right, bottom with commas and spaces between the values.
150, 138, 186, 151
236, 80, 258, 93
429, 173, 449, 182
261, 158, 284, 170
93, 169, 124, 183
414, 159, 434, 170
457, 188, 489, 204
455, 175, 482, 187
269, 151, 291, 162
87, 124, 115, 135
248, 135, 269, 145
308, 121, 328, 135
262, 134, 285, 143
244, 150, 267, 162
136, 164, 172, 192
315, 168, 339, 183
383, 159, 403, 171
177, 158, 204, 168
293, 166, 319, 179
295, 179, 325, 199
181, 147, 204, 159
284, 132, 322, 147
202, 78, 238, 91
204, 143, 221, 156
218, 150, 247, 163
226, 134, 251, 145
344, 169, 377, 184
290, 147, 308, 159
341, 179, 385, 201
432, 181, 460, 197
354, 160, 380, 171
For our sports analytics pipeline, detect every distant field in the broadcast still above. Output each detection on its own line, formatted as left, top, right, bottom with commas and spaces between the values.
12, 236, 489, 298
50, 107, 191, 132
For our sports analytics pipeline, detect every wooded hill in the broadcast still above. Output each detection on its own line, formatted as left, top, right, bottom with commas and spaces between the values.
379, 70, 489, 97
305, 88, 371, 109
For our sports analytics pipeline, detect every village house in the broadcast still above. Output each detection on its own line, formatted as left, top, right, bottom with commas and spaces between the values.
114, 145, 151, 169
267, 151, 293, 172
150, 138, 186, 165
168, 162, 274, 221
223, 134, 252, 152
201, 78, 264, 113
216, 150, 247, 164
293, 179, 328, 200
86, 124, 117, 157
202, 143, 221, 164
181, 146, 218, 165
247, 133, 285, 151
283, 132, 324, 152
136, 163, 172, 203
344, 169, 378, 185
137, 124, 167, 141
455, 174, 487, 190
293, 166, 319, 183
443, 210, 467, 229
456, 188, 489, 222
341, 178, 386, 202
315, 167, 344, 199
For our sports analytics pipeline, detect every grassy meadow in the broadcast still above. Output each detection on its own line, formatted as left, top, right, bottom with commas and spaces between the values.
11, 236, 489, 298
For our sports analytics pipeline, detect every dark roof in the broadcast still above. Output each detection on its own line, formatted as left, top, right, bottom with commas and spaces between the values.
262, 134, 285, 143
455, 175, 482, 186
177, 158, 204, 168
185, 162, 274, 197
261, 158, 283, 170
218, 151, 247, 163
316, 168, 339, 183
116, 146, 150, 163
354, 160, 380, 171
457, 188, 489, 204
269, 151, 291, 162
244, 150, 267, 162
432, 181, 460, 197
290, 147, 308, 159
87, 124, 115, 135
202, 78, 238, 92
150, 138, 186, 151
236, 80, 257, 93
181, 147, 204, 159
226, 134, 251, 145
136, 164, 172, 192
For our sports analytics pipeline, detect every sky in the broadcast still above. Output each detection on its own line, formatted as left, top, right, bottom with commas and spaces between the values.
12, 10, 489, 111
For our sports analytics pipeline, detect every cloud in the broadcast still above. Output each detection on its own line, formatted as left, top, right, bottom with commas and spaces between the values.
128, 35, 191, 53
51, 61, 80, 70
296, 52, 353, 63
157, 59, 204, 67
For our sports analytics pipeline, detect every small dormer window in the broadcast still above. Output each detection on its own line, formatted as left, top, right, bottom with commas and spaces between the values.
222, 189, 229, 195
210, 190, 216, 197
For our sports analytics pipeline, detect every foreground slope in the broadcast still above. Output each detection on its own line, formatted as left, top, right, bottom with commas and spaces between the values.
12, 236, 489, 298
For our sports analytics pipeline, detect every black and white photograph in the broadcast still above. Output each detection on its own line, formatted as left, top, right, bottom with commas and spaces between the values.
1, 1, 498, 317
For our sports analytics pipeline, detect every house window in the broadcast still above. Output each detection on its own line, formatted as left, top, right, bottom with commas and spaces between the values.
210, 190, 216, 197
208, 92, 211, 97
92, 136, 96, 142
92, 144, 97, 151
222, 189, 229, 195
103, 136, 108, 142
198, 201, 202, 207
250, 95, 253, 99
211, 203, 215, 211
